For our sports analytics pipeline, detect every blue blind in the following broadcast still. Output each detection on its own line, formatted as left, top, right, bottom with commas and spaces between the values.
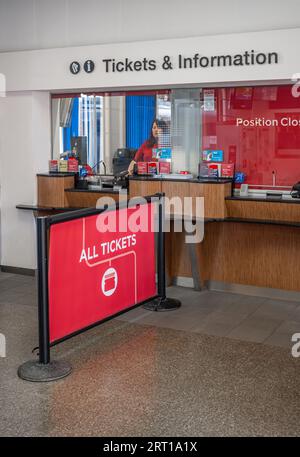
63, 98, 79, 152
126, 95, 156, 149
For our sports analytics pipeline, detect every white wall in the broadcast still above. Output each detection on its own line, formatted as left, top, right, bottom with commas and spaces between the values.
0, 91, 50, 269
1, 26, 300, 94
0, 0, 300, 52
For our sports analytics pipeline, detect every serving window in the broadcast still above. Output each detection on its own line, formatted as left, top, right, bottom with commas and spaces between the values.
51, 84, 300, 187
51, 91, 171, 174
201, 85, 300, 188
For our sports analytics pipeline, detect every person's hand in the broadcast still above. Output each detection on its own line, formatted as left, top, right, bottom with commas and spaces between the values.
128, 160, 136, 175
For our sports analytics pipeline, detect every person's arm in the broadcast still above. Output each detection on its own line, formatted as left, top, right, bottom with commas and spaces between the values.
128, 143, 145, 174
134, 143, 144, 162
127, 160, 136, 175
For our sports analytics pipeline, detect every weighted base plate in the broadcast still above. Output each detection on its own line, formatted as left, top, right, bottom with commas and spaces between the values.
18, 360, 72, 382
143, 297, 182, 312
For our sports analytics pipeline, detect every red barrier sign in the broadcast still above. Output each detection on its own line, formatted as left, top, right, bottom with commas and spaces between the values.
48, 203, 156, 343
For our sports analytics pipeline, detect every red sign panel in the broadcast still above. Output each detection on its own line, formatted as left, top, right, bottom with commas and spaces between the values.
48, 203, 156, 343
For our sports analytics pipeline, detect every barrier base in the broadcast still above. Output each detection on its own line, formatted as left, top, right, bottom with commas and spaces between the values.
17, 360, 72, 382
143, 296, 181, 312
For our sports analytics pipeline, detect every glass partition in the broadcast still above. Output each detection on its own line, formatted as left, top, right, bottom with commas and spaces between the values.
201, 85, 300, 188
51, 91, 172, 174
171, 89, 201, 174
51, 84, 300, 186
51, 89, 202, 176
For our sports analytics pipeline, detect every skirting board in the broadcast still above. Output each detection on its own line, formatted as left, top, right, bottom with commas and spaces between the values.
0, 265, 36, 276
173, 276, 195, 288
172, 276, 300, 302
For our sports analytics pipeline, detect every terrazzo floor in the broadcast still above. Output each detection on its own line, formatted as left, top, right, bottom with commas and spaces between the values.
0, 272, 299, 436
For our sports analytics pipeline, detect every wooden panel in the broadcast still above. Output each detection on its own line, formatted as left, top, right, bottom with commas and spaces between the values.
161, 181, 190, 217
170, 230, 192, 278
168, 219, 300, 292
129, 180, 161, 199
226, 200, 300, 222
162, 181, 190, 199
65, 191, 127, 208
200, 221, 300, 291
190, 183, 232, 218
165, 231, 173, 286
37, 176, 75, 207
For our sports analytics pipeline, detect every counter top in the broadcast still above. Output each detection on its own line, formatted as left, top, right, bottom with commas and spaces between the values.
37, 172, 77, 178
65, 187, 124, 194
129, 176, 233, 184
17, 205, 300, 227
16, 204, 82, 212
226, 195, 300, 204
223, 216, 300, 227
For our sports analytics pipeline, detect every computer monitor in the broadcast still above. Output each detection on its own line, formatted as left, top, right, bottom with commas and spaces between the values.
71, 136, 87, 164
112, 148, 136, 175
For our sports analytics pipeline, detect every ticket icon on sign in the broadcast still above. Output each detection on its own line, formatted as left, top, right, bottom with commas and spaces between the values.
101, 267, 118, 297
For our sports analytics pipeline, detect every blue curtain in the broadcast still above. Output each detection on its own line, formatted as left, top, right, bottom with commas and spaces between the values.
63, 98, 79, 152
126, 95, 156, 149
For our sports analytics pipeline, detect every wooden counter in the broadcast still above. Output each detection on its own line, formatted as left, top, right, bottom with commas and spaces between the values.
129, 179, 162, 200
37, 174, 126, 209
226, 198, 300, 222
65, 189, 127, 207
37, 173, 75, 207
35, 173, 300, 294
168, 195, 300, 293
129, 177, 232, 218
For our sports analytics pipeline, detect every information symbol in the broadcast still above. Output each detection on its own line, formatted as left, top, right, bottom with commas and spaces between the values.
70, 61, 81, 75
84, 60, 95, 73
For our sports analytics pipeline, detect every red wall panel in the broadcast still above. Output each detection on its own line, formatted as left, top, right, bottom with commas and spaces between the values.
202, 85, 300, 187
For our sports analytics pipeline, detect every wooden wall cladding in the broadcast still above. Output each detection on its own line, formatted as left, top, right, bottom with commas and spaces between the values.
161, 181, 191, 217
226, 200, 300, 222
169, 220, 300, 292
190, 183, 232, 218
37, 176, 75, 207
200, 222, 300, 291
129, 180, 232, 218
129, 180, 162, 199
169, 230, 192, 278
65, 191, 127, 208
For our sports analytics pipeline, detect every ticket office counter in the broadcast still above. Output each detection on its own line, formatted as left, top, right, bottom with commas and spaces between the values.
31, 173, 300, 294
17, 173, 127, 217
36, 173, 126, 211
129, 177, 300, 295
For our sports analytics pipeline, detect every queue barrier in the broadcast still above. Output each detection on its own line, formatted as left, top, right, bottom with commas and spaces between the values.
18, 193, 181, 382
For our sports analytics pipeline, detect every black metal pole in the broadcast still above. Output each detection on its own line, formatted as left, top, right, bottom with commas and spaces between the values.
144, 193, 181, 312
37, 217, 50, 365
157, 194, 166, 300
19, 213, 71, 381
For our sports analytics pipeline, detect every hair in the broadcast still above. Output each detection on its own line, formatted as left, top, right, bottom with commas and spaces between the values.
146, 118, 168, 147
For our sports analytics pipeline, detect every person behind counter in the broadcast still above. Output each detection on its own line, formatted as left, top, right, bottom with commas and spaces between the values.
127, 118, 168, 174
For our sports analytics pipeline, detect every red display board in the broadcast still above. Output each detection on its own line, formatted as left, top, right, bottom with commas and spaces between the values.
48, 203, 156, 343
202, 85, 300, 187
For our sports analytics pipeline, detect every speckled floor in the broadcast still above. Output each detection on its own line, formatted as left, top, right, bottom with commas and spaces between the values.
0, 272, 300, 436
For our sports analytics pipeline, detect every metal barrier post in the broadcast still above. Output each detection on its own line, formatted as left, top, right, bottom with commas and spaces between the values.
144, 194, 181, 311
18, 217, 72, 382
37, 216, 50, 364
